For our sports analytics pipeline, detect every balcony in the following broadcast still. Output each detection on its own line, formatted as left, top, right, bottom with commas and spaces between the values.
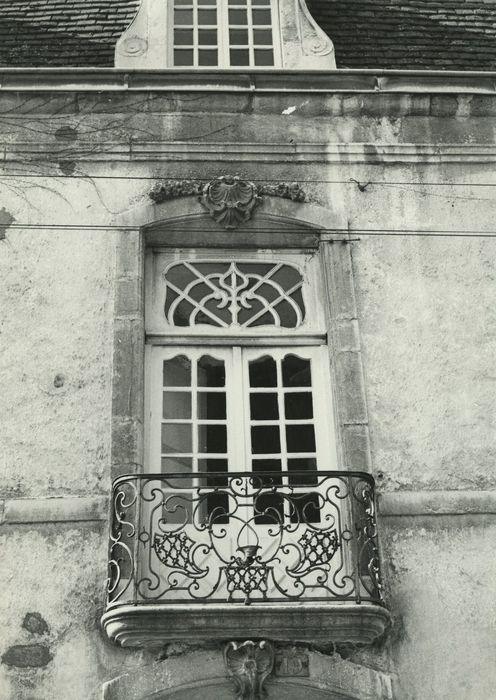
102, 471, 390, 647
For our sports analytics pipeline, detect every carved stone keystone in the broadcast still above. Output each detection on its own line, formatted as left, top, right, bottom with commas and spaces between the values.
224, 640, 275, 700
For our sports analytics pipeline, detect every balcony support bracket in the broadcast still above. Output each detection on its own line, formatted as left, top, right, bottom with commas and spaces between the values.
224, 640, 275, 700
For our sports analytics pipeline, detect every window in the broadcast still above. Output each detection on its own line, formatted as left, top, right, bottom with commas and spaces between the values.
170, 0, 281, 68
145, 251, 337, 514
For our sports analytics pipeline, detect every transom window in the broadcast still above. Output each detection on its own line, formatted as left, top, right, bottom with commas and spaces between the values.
170, 0, 280, 68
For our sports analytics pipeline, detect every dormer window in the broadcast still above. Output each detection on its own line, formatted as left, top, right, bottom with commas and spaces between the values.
116, 0, 335, 70
171, 0, 279, 67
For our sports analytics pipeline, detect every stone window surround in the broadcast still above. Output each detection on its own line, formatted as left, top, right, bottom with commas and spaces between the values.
111, 196, 371, 482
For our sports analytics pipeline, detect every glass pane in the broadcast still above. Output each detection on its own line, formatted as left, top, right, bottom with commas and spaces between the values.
229, 28, 248, 45
252, 9, 271, 24
174, 28, 194, 45
199, 458, 228, 486
198, 9, 217, 23
254, 493, 284, 524
163, 391, 191, 419
198, 356, 225, 387
198, 29, 218, 45
161, 423, 192, 453
230, 49, 250, 66
288, 457, 318, 486
286, 425, 316, 453
175, 0, 192, 5
174, 49, 194, 66
252, 458, 282, 486
282, 355, 311, 387
289, 493, 321, 524
284, 392, 313, 419
163, 356, 191, 387
253, 29, 272, 44
203, 492, 230, 525
251, 425, 281, 454
161, 456, 193, 475
198, 424, 227, 453
199, 49, 218, 66
249, 356, 277, 387
174, 9, 193, 23
229, 9, 247, 24
254, 49, 274, 66
197, 392, 226, 419
250, 393, 279, 420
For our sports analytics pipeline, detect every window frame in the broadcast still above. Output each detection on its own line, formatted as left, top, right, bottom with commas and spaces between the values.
167, 0, 283, 69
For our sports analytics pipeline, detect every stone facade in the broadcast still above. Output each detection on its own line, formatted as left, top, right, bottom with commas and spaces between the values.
0, 72, 495, 700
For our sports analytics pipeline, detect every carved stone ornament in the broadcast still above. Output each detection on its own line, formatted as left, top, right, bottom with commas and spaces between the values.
149, 176, 306, 229
200, 176, 262, 230
120, 36, 148, 56
274, 647, 310, 677
296, 0, 334, 56
224, 640, 275, 700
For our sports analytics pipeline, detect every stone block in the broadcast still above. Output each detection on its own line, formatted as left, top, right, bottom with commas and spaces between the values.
335, 352, 368, 425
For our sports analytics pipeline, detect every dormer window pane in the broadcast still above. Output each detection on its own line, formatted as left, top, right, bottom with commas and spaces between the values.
253, 29, 271, 44
254, 49, 273, 66
199, 49, 218, 65
252, 9, 271, 24
175, 29, 194, 44
174, 49, 194, 65
198, 9, 217, 23
199, 29, 217, 44
174, 9, 193, 23
230, 49, 250, 65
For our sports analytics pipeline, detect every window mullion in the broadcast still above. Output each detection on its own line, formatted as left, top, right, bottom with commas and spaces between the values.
219, 0, 229, 67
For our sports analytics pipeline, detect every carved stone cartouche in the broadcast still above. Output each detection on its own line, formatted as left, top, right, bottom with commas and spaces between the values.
224, 640, 275, 700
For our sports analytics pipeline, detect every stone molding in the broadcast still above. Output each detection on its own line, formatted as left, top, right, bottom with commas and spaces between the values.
2, 491, 496, 525
102, 648, 393, 700
5, 142, 496, 165
1, 69, 496, 94
149, 176, 306, 229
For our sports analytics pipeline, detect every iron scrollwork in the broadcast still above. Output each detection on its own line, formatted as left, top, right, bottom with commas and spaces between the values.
106, 471, 385, 610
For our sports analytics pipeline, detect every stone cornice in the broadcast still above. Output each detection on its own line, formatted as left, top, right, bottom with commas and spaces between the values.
0, 68, 495, 94
3, 142, 496, 165
2, 491, 496, 525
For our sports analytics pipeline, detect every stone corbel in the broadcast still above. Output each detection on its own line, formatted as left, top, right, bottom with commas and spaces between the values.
224, 640, 275, 700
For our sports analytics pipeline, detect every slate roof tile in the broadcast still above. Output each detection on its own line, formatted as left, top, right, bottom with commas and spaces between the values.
0, 0, 494, 69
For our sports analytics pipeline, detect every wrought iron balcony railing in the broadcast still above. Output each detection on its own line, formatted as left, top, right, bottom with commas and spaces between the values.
102, 471, 390, 647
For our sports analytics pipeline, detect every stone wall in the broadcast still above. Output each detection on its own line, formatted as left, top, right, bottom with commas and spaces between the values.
0, 85, 495, 699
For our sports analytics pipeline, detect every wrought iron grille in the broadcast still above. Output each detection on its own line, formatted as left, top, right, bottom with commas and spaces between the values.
106, 471, 385, 608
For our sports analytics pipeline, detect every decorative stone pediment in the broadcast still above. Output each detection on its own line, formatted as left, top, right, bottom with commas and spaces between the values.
116, 0, 335, 70
149, 176, 306, 230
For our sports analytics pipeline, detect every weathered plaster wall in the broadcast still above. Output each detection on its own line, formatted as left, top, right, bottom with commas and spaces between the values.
0, 87, 495, 699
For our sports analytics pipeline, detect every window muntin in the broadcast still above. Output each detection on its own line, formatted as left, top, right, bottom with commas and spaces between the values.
170, 0, 280, 68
